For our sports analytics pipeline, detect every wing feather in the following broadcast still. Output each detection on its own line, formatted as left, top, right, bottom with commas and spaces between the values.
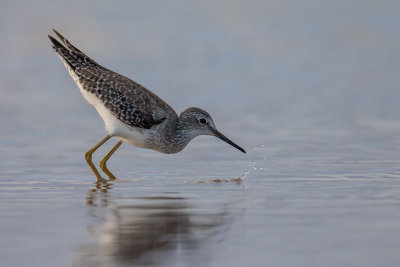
49, 29, 175, 129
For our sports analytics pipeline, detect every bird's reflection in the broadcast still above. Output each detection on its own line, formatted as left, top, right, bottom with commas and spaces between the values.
75, 180, 234, 266
86, 179, 113, 207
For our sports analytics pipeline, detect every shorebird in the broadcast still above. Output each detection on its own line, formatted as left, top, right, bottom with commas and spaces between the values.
48, 29, 246, 181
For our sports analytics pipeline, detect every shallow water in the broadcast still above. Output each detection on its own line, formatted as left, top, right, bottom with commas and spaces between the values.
2, 0, 400, 266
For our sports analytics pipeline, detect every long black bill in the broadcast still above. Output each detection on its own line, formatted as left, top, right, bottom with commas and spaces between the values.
212, 129, 246, 154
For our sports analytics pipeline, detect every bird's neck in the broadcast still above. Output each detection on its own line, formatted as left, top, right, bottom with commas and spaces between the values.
167, 117, 198, 153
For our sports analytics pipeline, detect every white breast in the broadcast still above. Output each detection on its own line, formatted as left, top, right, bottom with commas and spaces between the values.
59, 54, 150, 148
81, 89, 150, 148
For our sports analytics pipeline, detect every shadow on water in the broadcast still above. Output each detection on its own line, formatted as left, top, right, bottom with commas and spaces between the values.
73, 180, 239, 266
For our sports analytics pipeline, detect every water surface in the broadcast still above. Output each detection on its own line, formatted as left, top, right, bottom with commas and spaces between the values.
1, 1, 400, 266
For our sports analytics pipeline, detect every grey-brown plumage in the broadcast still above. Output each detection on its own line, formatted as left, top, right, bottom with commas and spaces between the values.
49, 29, 245, 180
49, 30, 171, 129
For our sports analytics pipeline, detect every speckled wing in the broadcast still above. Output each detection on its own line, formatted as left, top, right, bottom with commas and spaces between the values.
75, 67, 170, 129
49, 29, 174, 129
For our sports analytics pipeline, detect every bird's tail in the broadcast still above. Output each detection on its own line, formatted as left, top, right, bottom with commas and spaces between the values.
48, 29, 106, 71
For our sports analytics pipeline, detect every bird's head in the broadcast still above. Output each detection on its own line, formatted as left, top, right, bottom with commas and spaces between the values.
178, 107, 246, 153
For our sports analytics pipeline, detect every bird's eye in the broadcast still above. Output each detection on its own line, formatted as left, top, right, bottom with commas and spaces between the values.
199, 118, 207, 124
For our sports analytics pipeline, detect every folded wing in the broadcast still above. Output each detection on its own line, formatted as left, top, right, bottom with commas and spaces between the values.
49, 29, 174, 129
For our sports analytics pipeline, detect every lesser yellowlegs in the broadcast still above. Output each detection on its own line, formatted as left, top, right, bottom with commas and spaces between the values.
48, 29, 245, 181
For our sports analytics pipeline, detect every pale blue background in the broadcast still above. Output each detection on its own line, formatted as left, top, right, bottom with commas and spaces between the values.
1, 1, 400, 266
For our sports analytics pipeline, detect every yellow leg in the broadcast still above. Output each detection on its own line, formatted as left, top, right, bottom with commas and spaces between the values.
85, 135, 111, 181
99, 140, 122, 180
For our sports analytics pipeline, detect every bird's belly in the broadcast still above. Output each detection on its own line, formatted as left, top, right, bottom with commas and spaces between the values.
79, 88, 149, 148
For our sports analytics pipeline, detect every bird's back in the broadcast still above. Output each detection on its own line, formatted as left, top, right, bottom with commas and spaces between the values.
49, 30, 177, 130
